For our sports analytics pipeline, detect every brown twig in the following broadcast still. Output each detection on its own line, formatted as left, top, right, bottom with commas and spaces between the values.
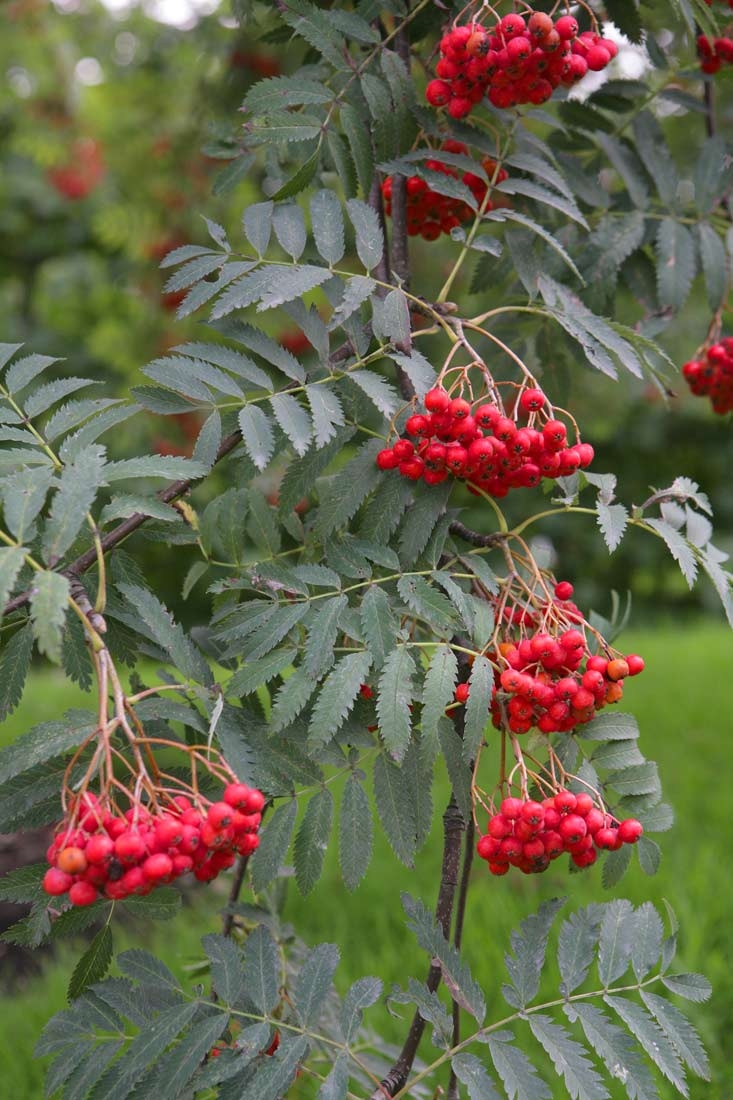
446, 814, 475, 1099
449, 520, 508, 548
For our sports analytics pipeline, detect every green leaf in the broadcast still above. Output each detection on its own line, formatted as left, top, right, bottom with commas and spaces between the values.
269, 666, 319, 732
203, 933, 245, 1005
568, 1002, 659, 1100
580, 712, 640, 742
42, 445, 107, 565
487, 1032, 552, 1100
359, 584, 396, 670
451, 1053, 502, 1099
631, 902, 664, 981
250, 798, 298, 893
596, 501, 628, 553
294, 787, 333, 894
376, 646, 415, 763
239, 1035, 311, 1100
329, 275, 377, 329
227, 603, 309, 663
487, 208, 581, 280
0, 342, 25, 374
117, 948, 183, 994
402, 893, 486, 1021
308, 650, 372, 748
270, 392, 312, 456
244, 76, 331, 114
346, 198, 384, 271
243, 201, 274, 256
306, 384, 346, 446
318, 1054, 349, 1100
595, 135, 649, 209
661, 973, 712, 1003
632, 113, 679, 207
310, 189, 345, 265
463, 655, 494, 764
341, 106, 374, 196
339, 775, 373, 893
1, 466, 54, 540
0, 710, 94, 785
421, 644, 458, 761
397, 574, 458, 635
294, 942, 340, 1026
30, 570, 69, 663
602, 844, 632, 889
694, 135, 730, 215
528, 1015, 608, 1100
495, 178, 587, 227
272, 202, 307, 261
655, 220, 697, 310
372, 288, 410, 345
504, 899, 566, 1009
584, 212, 647, 287
244, 924, 280, 1013
341, 975, 382, 1043
122, 888, 181, 921
347, 368, 399, 416
597, 899, 635, 986
68, 925, 113, 1001
0, 545, 26, 621
697, 223, 727, 311
636, 835, 661, 876
258, 264, 333, 312
314, 439, 383, 538
116, 583, 210, 682
305, 595, 347, 679
558, 906, 603, 996
373, 754, 416, 866
391, 978, 452, 1047
105, 456, 207, 482
24, 377, 99, 418
58, 1042, 126, 1100
398, 481, 452, 567
250, 113, 323, 143
89, 1001, 198, 1100
135, 1012, 230, 1100
605, 996, 687, 1095
388, 349, 438, 400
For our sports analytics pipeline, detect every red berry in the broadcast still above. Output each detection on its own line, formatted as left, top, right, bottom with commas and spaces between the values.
115, 832, 147, 864
426, 79, 452, 107
555, 15, 578, 40
424, 387, 451, 413
142, 853, 174, 881
85, 834, 115, 865
69, 881, 99, 906
43, 868, 73, 896
376, 448, 398, 470
559, 814, 587, 844
626, 654, 645, 676
454, 682, 470, 704
208, 802, 234, 830
618, 818, 643, 844
554, 580, 574, 600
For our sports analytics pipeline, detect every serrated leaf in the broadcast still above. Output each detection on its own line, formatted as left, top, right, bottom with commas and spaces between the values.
656, 220, 696, 310
1, 466, 54, 541
243, 201, 274, 256
595, 501, 629, 553
661, 974, 712, 1003
598, 899, 635, 986
68, 925, 113, 1001
602, 844, 633, 889
105, 456, 207, 482
294, 787, 333, 894
251, 113, 323, 143
388, 349, 437, 399
606, 996, 687, 1095
269, 392, 312, 456
402, 893, 486, 1021
595, 135, 649, 209
397, 574, 458, 635
391, 978, 452, 1047
374, 754, 416, 866
528, 1015, 608, 1100
29, 570, 69, 663
272, 202, 307, 261
376, 646, 415, 762
294, 942, 340, 1026
89, 1001, 197, 1100
495, 178, 587, 227
329, 274, 377, 329
269, 666, 319, 732
203, 933, 245, 1005
504, 899, 566, 1009
308, 650, 372, 748
258, 264, 332, 312
117, 948, 183, 993
116, 583, 210, 682
238, 404, 275, 471
42, 445, 107, 564
558, 907, 603, 996
306, 384, 345, 447
694, 135, 730, 215
568, 1002, 659, 1100
243, 924, 279, 1013
697, 222, 727, 311
310, 189, 345, 265
636, 835, 661, 876
398, 480, 452, 567
59, 1042, 126, 1100
234, 602, 309, 662
580, 712, 640, 742
341, 976, 382, 1043
487, 1032, 552, 1100
0, 545, 26, 621
452, 1053, 502, 1099
421, 644, 458, 760
314, 439, 383, 537
122, 888, 181, 922
318, 1054, 349, 1100
487, 208, 581, 279
346, 198, 384, 271
136, 1012, 230, 1100
250, 799, 298, 893
347, 369, 399, 416
336, 774, 372, 893
359, 584, 396, 670
463, 655, 493, 763
244, 76, 331, 115
631, 902, 664, 981
341, 107, 374, 196
372, 288, 410, 346
305, 595, 347, 678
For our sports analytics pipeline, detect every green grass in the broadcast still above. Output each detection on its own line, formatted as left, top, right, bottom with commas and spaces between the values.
1, 621, 731, 1098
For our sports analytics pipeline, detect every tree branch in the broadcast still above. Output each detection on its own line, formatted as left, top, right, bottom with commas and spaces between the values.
446, 814, 475, 1100
371, 797, 465, 1099
449, 520, 508, 548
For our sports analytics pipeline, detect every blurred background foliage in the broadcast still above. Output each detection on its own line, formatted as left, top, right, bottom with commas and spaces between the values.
1, 0, 732, 626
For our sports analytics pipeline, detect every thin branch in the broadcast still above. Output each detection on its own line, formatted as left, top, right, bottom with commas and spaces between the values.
369, 175, 391, 286
221, 853, 251, 938
449, 520, 508, 548
446, 815, 475, 1100
370, 798, 465, 1099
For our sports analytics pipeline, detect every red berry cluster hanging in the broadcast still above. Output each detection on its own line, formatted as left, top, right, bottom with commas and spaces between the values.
43, 783, 265, 907
696, 33, 733, 72
381, 141, 508, 241
476, 790, 643, 877
376, 385, 593, 499
454, 581, 644, 735
682, 338, 733, 414
426, 13, 617, 117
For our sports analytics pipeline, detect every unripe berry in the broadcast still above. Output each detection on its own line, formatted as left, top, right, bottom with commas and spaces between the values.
56, 846, 88, 875
606, 658, 629, 682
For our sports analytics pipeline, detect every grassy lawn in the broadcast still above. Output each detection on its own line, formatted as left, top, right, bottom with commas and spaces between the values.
0, 620, 731, 1098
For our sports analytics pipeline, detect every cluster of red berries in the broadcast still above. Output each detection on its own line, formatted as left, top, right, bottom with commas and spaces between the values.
696, 33, 733, 72
376, 386, 593, 499
476, 790, 643, 876
426, 13, 617, 116
381, 141, 508, 240
682, 338, 733, 414
42, 784, 265, 907
455, 583, 644, 735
